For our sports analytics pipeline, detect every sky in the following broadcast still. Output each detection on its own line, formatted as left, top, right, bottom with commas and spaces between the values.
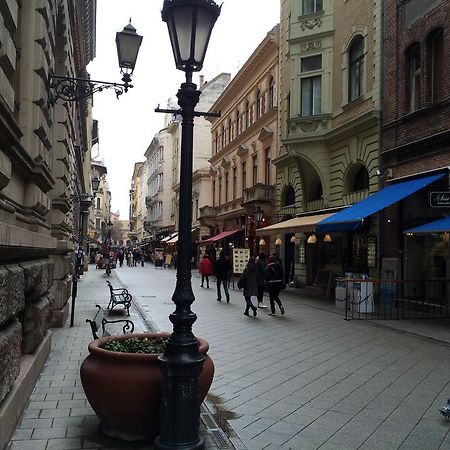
88, 0, 280, 218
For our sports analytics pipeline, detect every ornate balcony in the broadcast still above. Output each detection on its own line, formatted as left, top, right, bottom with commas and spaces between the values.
241, 183, 276, 217
198, 205, 217, 227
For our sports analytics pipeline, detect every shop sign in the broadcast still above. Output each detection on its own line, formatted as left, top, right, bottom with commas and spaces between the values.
430, 191, 450, 208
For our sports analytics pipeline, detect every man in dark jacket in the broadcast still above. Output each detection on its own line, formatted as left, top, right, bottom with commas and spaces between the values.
214, 252, 232, 302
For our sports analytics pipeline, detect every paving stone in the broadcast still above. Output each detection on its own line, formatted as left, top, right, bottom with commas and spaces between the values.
32, 427, 67, 439
46, 437, 83, 450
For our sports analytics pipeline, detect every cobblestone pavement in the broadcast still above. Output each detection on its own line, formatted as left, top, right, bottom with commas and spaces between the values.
7, 266, 227, 450
7, 264, 450, 449
113, 264, 450, 450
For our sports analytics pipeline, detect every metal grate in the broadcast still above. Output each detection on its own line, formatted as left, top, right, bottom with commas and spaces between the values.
209, 429, 234, 449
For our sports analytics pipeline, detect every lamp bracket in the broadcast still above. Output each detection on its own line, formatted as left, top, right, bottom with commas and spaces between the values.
155, 105, 220, 118
48, 74, 133, 103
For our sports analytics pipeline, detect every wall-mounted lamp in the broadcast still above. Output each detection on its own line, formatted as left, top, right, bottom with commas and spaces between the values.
275, 238, 282, 246
290, 235, 296, 243
307, 234, 317, 244
324, 234, 332, 243
259, 238, 266, 246
49, 21, 142, 102
91, 176, 100, 194
255, 206, 264, 224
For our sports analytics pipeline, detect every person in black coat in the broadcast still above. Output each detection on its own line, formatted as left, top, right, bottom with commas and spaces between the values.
256, 253, 268, 309
214, 251, 232, 302
264, 256, 285, 316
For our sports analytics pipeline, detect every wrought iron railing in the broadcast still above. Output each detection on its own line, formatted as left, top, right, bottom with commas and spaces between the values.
337, 278, 450, 320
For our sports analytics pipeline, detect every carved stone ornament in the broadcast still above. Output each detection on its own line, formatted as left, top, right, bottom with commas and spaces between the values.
300, 18, 322, 31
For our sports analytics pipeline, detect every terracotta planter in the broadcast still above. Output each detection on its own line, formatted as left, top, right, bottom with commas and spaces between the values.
80, 332, 214, 441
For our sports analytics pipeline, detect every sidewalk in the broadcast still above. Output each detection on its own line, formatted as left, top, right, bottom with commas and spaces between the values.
7, 267, 230, 450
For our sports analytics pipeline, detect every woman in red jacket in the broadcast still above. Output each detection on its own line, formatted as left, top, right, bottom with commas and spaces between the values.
199, 254, 213, 288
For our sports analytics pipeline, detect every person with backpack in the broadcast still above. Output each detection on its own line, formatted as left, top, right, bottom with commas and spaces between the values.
199, 254, 213, 288
264, 255, 285, 316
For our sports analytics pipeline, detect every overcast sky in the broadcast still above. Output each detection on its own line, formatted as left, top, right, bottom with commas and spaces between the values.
88, 0, 280, 218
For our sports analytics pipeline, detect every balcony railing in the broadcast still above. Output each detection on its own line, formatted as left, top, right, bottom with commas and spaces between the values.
242, 183, 275, 204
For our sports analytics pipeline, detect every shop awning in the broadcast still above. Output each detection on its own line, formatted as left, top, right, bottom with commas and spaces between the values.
161, 233, 177, 243
166, 235, 178, 244
317, 173, 445, 233
199, 229, 240, 245
256, 213, 334, 235
405, 216, 450, 234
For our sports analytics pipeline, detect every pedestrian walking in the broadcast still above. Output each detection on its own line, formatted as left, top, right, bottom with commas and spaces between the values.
199, 254, 213, 288
118, 248, 124, 267
127, 250, 132, 267
256, 253, 268, 309
265, 256, 285, 316
214, 251, 232, 302
237, 257, 263, 317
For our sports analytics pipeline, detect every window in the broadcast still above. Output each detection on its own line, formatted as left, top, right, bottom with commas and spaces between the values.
349, 36, 364, 101
225, 172, 229, 203
252, 155, 258, 185
96, 197, 101, 209
245, 101, 250, 128
428, 29, 444, 103
96, 218, 100, 229
269, 77, 275, 108
301, 55, 322, 72
301, 76, 321, 116
242, 162, 247, 195
233, 167, 237, 199
264, 148, 271, 185
303, 0, 323, 14
218, 176, 222, 204
236, 110, 240, 135
195, 199, 199, 220
283, 185, 296, 207
212, 180, 216, 206
256, 89, 262, 119
406, 43, 421, 112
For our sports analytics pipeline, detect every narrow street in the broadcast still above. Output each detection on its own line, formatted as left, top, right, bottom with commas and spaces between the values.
113, 264, 450, 450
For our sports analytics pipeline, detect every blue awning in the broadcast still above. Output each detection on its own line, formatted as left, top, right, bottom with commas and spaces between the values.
317, 173, 445, 233
405, 216, 450, 234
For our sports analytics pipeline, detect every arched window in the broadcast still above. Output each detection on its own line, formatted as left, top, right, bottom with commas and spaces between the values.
406, 43, 421, 112
283, 185, 296, 207
428, 28, 443, 103
344, 163, 369, 193
256, 89, 262, 119
348, 36, 364, 102
269, 76, 275, 108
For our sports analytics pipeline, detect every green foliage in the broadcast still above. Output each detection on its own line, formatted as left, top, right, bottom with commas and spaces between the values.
102, 336, 167, 354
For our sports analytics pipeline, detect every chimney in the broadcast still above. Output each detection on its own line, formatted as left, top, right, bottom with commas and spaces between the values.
199, 75, 204, 88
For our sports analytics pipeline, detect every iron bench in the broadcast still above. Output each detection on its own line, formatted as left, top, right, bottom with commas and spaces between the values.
106, 280, 132, 316
86, 305, 135, 340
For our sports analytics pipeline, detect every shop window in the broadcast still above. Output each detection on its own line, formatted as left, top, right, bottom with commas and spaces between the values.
406, 43, 421, 112
303, 0, 323, 15
348, 36, 364, 102
428, 28, 444, 103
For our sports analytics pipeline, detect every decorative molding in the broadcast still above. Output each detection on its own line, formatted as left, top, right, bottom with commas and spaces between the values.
300, 18, 322, 31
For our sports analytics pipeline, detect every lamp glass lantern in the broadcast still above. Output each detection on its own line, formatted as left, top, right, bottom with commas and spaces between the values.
107, 220, 113, 232
254, 206, 263, 223
91, 176, 100, 194
116, 22, 143, 76
275, 238, 282, 246
162, 0, 222, 73
307, 234, 317, 244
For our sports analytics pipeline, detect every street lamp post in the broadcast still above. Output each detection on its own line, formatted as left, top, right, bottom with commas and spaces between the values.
49, 21, 142, 102
155, 1, 221, 449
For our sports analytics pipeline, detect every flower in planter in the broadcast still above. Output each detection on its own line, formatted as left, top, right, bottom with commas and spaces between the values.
102, 336, 167, 354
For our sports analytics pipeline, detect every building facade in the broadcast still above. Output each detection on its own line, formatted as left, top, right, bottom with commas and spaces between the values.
274, 0, 382, 285
0, 0, 97, 447
381, 0, 450, 281
203, 27, 279, 256
129, 162, 144, 243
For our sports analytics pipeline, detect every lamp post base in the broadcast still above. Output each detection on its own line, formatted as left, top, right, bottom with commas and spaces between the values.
154, 436, 204, 450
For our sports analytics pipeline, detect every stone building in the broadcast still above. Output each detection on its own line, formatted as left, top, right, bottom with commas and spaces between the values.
203, 28, 279, 256
0, 0, 97, 447
90, 161, 110, 246
381, 0, 450, 281
272, 0, 382, 285
129, 162, 144, 243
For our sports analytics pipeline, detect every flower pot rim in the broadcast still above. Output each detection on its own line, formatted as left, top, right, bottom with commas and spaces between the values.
88, 331, 209, 363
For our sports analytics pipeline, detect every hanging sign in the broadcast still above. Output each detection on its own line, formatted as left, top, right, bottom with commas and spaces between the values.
430, 192, 450, 208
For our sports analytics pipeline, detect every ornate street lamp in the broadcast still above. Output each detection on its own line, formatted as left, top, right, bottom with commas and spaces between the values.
255, 206, 264, 224
91, 176, 100, 194
155, 1, 221, 449
107, 220, 113, 243
49, 21, 142, 102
